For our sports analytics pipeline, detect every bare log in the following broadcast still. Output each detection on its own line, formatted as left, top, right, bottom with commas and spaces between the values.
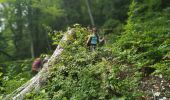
5, 29, 74, 100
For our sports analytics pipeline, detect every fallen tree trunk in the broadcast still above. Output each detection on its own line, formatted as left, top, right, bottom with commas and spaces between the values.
5, 29, 74, 100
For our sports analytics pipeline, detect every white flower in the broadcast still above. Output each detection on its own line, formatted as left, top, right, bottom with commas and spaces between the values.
159, 74, 163, 78
154, 92, 160, 96
162, 97, 167, 100
162, 86, 165, 90
159, 97, 167, 100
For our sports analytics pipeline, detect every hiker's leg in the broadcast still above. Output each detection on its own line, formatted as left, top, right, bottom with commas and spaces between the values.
92, 44, 97, 51
93, 44, 96, 50
90, 45, 94, 51
92, 45, 95, 51
88, 46, 91, 51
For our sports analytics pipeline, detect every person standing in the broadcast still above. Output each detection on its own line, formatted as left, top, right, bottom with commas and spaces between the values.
86, 27, 99, 51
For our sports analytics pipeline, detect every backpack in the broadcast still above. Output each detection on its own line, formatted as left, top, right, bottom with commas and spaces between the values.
32, 58, 42, 71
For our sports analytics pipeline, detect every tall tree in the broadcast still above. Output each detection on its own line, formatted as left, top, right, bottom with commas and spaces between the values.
85, 0, 95, 26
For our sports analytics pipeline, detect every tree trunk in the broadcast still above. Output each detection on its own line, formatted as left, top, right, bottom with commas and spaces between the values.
4, 29, 74, 100
30, 40, 35, 58
85, 0, 95, 26
27, 0, 35, 58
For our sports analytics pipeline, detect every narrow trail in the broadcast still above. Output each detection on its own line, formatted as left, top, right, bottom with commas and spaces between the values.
5, 29, 74, 100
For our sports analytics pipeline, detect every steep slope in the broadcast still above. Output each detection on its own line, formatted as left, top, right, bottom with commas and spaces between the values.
24, 22, 169, 99
113, 0, 170, 99
6, 0, 170, 99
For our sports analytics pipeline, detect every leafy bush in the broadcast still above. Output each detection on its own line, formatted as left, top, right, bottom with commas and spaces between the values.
1, 59, 32, 95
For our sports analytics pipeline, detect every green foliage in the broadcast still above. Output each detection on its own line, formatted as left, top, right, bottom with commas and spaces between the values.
112, 0, 170, 97
0, 0, 130, 60
102, 19, 121, 29
28, 1, 170, 98
0, 66, 5, 97
1, 59, 32, 95
115, 0, 170, 69
1, 0, 170, 99
102, 19, 124, 45
25, 26, 143, 99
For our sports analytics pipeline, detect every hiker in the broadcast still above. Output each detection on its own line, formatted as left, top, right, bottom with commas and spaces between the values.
32, 58, 42, 75
86, 27, 99, 51
86, 27, 105, 51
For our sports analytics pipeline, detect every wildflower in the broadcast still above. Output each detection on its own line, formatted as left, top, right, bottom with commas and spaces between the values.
159, 74, 163, 78
162, 97, 167, 100
154, 92, 160, 96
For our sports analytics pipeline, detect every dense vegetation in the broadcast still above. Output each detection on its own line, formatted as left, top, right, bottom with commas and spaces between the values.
0, 0, 170, 99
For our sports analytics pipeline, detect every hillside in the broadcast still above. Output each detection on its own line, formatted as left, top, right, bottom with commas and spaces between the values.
0, 0, 170, 100
24, 1, 170, 99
